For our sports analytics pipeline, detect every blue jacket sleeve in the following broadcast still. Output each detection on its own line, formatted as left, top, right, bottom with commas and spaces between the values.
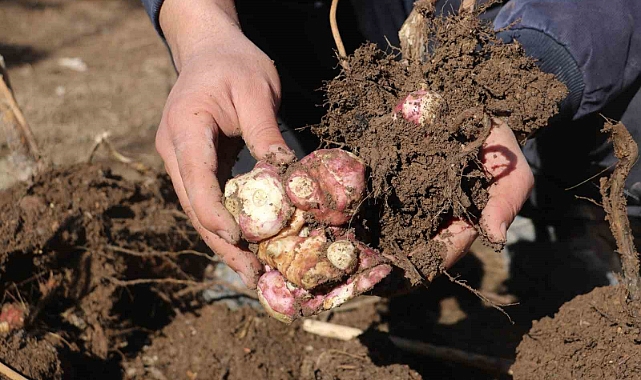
493, 0, 641, 120
141, 0, 165, 37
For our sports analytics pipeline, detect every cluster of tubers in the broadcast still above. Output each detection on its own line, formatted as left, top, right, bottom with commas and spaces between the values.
223, 90, 443, 322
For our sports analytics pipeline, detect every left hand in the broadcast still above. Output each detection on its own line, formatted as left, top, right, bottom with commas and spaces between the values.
435, 118, 535, 267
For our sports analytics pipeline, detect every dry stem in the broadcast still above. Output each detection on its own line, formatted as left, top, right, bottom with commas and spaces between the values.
599, 121, 641, 300
0, 360, 30, 380
106, 245, 220, 264
87, 131, 149, 172
329, 0, 348, 70
398, 0, 435, 62
303, 319, 514, 375
0, 55, 44, 182
459, 0, 477, 13
444, 271, 515, 324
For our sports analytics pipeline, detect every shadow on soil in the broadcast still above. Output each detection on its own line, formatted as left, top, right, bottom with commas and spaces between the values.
357, 222, 615, 379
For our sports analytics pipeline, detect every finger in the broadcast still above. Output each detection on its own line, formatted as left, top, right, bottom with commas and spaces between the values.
480, 119, 534, 243
234, 82, 296, 164
166, 107, 241, 245
433, 219, 479, 268
158, 129, 263, 288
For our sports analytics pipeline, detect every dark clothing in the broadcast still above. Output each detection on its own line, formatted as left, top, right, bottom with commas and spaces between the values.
141, 0, 641, 217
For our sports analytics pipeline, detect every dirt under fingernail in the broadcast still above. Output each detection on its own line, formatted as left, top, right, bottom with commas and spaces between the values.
266, 145, 296, 165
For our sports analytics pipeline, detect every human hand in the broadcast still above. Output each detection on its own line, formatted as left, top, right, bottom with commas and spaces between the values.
155, 0, 295, 288
435, 118, 534, 267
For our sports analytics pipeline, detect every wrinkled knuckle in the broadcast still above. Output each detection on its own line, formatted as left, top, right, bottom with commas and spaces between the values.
178, 158, 199, 185
246, 77, 279, 105
243, 119, 275, 141
165, 96, 208, 133
164, 97, 189, 129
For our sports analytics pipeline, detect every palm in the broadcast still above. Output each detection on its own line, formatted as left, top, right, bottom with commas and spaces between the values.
436, 118, 534, 267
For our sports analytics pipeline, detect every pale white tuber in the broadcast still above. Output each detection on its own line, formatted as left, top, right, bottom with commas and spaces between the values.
224, 162, 294, 243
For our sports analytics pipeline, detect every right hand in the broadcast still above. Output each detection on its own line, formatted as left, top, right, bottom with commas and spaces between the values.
155, 0, 295, 288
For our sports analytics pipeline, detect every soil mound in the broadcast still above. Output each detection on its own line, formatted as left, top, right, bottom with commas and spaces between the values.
511, 285, 641, 379
123, 303, 420, 380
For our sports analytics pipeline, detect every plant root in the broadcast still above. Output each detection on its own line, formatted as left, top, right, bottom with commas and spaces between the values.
599, 121, 641, 300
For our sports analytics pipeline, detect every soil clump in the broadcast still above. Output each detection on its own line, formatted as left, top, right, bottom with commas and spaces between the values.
313, 5, 567, 283
0, 163, 206, 379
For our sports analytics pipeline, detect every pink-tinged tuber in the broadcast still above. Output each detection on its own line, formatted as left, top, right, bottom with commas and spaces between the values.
256, 259, 392, 323
224, 162, 294, 243
393, 89, 446, 127
284, 149, 366, 225
255, 221, 390, 322
222, 148, 391, 323
0, 303, 26, 334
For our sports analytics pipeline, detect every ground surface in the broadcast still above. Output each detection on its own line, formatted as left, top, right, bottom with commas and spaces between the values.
0, 0, 173, 189
511, 285, 641, 380
0, 1, 638, 379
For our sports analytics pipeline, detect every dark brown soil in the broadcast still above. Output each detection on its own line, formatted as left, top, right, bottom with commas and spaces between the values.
512, 121, 641, 380
0, 163, 207, 379
313, 7, 567, 283
122, 303, 419, 380
511, 285, 641, 379
2, 161, 632, 380
0, 334, 62, 380
0, 163, 420, 379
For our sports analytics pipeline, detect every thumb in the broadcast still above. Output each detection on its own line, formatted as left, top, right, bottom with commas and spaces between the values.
479, 119, 534, 243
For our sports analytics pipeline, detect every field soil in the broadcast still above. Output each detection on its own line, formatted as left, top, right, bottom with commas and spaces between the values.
511, 285, 641, 380
0, 1, 638, 380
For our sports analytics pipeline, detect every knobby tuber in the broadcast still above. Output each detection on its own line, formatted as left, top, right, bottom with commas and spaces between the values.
393, 89, 447, 127
224, 148, 391, 323
0, 303, 26, 335
284, 149, 367, 225
224, 162, 294, 243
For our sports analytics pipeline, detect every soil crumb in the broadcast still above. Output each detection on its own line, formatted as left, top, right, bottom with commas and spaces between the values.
313, 6, 566, 283
123, 303, 420, 380
511, 285, 641, 379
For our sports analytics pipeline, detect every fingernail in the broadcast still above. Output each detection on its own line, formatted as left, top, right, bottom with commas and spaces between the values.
499, 222, 507, 242
215, 229, 237, 245
267, 145, 296, 164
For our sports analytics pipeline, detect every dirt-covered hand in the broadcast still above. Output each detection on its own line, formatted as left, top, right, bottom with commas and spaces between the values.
435, 118, 534, 267
154, 0, 295, 287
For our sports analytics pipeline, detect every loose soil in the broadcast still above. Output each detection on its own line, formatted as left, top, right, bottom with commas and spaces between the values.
511, 285, 641, 379
123, 303, 420, 380
0, 164, 207, 378
0, 164, 420, 379
313, 5, 567, 283
511, 122, 641, 379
